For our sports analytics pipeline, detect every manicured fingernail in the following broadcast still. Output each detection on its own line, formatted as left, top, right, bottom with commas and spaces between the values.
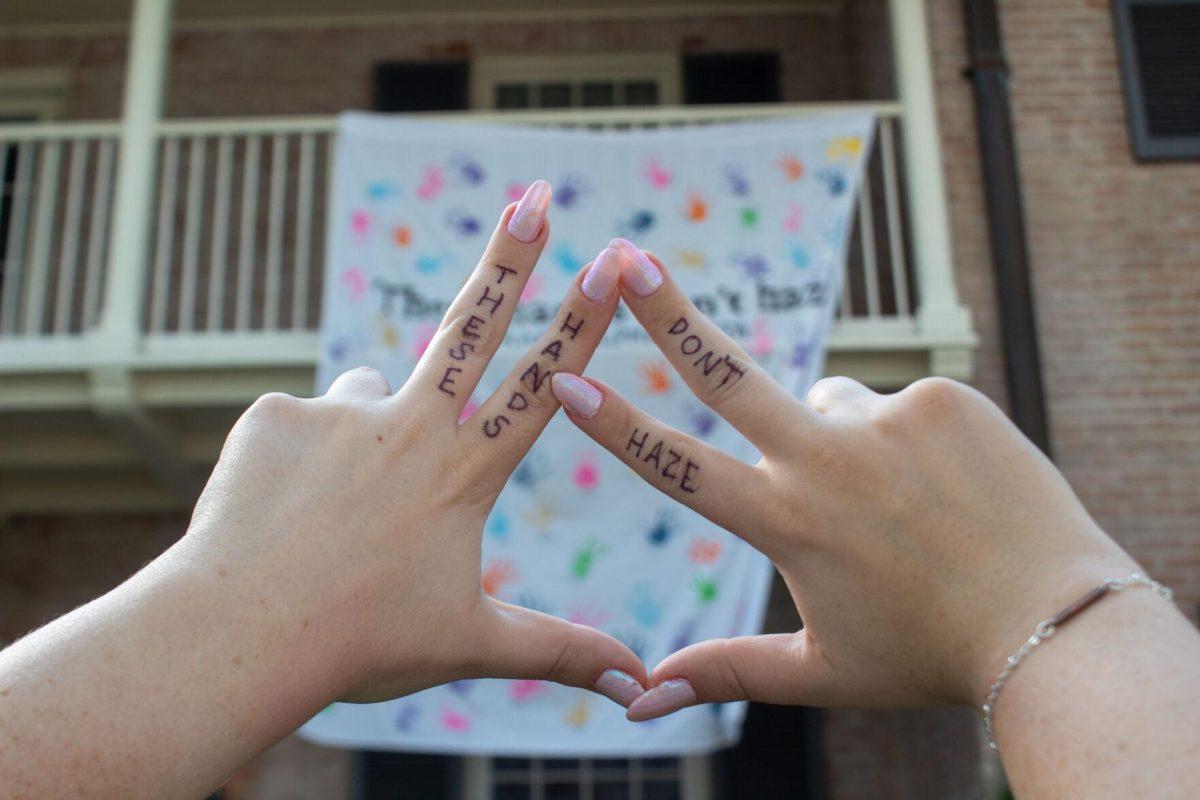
581, 247, 621, 302
594, 669, 645, 708
625, 678, 696, 722
507, 179, 551, 242
551, 373, 602, 419
610, 237, 662, 296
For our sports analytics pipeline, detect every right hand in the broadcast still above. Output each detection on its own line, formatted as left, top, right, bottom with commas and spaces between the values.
550, 240, 1139, 719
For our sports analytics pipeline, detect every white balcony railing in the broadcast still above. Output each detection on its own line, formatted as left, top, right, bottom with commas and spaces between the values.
0, 103, 971, 382
0, 122, 121, 339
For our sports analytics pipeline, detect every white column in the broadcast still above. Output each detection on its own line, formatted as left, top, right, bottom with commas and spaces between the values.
888, 0, 973, 342
96, 0, 173, 354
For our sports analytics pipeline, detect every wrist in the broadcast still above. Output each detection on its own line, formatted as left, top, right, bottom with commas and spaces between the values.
984, 577, 1192, 777
964, 545, 1141, 705
152, 536, 354, 722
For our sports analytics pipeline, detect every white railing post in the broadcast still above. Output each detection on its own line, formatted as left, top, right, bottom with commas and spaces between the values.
94, 0, 173, 354
888, 0, 975, 375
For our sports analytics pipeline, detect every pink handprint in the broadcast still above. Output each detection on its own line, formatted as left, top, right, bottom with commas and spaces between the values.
573, 453, 600, 490
782, 202, 803, 234
520, 274, 544, 305
416, 165, 446, 201
509, 680, 550, 702
350, 210, 372, 243
410, 322, 437, 360
339, 267, 367, 303
749, 317, 774, 357
643, 156, 673, 190
441, 706, 471, 732
506, 182, 528, 202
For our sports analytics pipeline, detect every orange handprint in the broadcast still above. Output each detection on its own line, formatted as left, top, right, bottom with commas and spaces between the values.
481, 558, 518, 597
640, 361, 673, 395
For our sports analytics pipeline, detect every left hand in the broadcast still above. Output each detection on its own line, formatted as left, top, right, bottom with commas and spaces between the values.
177, 192, 647, 706
0, 188, 647, 800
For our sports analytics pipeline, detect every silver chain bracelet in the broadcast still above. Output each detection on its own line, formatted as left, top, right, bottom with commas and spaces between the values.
981, 572, 1173, 751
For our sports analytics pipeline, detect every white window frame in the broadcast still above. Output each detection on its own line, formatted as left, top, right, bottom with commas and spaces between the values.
465, 53, 703, 800
470, 53, 681, 110
461, 754, 712, 800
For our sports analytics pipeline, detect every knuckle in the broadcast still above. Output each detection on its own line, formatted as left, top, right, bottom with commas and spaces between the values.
714, 640, 752, 701
347, 365, 383, 380
697, 354, 754, 413
247, 391, 301, 420
439, 312, 501, 364
520, 373, 560, 413
541, 635, 581, 684
344, 365, 391, 392
805, 376, 864, 411
899, 377, 968, 420
866, 401, 906, 437
235, 392, 305, 438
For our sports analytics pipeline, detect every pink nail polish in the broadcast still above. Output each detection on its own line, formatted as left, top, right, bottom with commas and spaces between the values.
581, 247, 621, 303
610, 237, 662, 296
594, 669, 645, 708
625, 678, 696, 722
551, 373, 602, 419
508, 179, 551, 243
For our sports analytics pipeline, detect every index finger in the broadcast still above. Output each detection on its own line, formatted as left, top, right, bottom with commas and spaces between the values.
403, 180, 552, 421
461, 247, 622, 481
610, 238, 819, 453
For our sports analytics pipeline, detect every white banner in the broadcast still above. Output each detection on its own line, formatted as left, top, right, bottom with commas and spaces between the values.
303, 112, 874, 756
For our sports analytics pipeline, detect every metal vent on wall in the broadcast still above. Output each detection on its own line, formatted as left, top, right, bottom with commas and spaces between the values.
1113, 0, 1200, 160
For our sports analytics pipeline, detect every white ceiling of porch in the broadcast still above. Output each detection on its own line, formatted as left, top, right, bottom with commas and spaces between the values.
2, 0, 841, 31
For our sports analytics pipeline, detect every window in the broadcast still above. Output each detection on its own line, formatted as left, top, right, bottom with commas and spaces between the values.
472, 54, 680, 110
1113, 0, 1200, 160
373, 60, 470, 112
465, 756, 700, 800
683, 52, 781, 105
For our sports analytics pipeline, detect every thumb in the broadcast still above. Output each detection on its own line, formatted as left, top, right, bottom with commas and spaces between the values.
474, 598, 649, 709
628, 631, 833, 722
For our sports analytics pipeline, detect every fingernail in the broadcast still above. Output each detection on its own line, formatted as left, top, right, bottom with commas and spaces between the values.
581, 247, 621, 302
594, 669, 645, 708
610, 237, 662, 296
551, 373, 602, 419
508, 179, 551, 243
625, 678, 696, 722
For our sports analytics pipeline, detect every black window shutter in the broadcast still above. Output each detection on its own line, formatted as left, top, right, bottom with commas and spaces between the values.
373, 60, 469, 112
683, 52, 781, 105
364, 58, 467, 799
1113, 0, 1200, 160
357, 750, 457, 799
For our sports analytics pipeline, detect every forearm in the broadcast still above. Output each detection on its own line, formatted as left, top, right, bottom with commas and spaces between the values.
992, 584, 1200, 798
0, 543, 343, 800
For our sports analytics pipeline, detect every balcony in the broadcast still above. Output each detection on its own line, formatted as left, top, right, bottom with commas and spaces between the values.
0, 103, 977, 512
0, 0, 976, 514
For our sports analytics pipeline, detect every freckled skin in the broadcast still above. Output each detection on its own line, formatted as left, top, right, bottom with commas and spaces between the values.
556, 247, 1200, 791
0, 190, 646, 800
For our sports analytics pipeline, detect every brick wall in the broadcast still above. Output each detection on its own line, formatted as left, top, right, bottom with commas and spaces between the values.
1, 8, 880, 120
822, 2, 1200, 794
994, 1, 1200, 622
2, 1, 1198, 798
924, 0, 1200, 620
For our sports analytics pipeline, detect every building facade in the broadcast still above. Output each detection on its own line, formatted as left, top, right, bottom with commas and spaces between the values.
0, 1, 1196, 798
